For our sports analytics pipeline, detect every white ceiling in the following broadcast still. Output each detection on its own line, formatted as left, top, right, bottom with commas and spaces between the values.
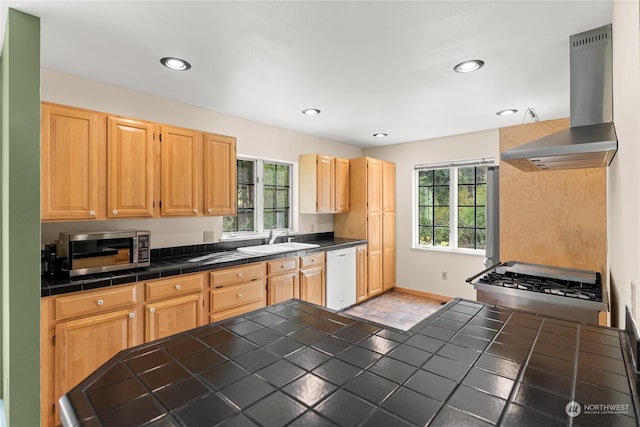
2, 1, 613, 148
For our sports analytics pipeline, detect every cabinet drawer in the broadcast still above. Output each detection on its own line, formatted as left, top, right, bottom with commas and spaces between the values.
267, 258, 298, 275
145, 274, 203, 301
210, 263, 265, 286
210, 279, 264, 312
300, 252, 325, 269
209, 300, 264, 323
55, 284, 136, 321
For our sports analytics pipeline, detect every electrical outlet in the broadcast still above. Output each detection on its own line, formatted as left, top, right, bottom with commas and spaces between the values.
203, 230, 215, 242
441, 271, 448, 280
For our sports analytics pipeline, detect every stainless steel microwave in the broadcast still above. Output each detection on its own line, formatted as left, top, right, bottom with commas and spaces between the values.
58, 230, 150, 277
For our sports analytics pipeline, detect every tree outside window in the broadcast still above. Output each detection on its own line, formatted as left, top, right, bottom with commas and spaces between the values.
416, 165, 487, 251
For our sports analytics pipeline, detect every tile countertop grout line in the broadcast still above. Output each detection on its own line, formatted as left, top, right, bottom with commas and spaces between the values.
494, 315, 551, 426
568, 324, 581, 427
438, 303, 520, 426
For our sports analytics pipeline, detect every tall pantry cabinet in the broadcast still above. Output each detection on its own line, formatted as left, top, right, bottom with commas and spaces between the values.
334, 157, 396, 300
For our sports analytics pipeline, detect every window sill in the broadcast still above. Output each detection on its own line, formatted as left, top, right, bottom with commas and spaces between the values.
411, 245, 485, 257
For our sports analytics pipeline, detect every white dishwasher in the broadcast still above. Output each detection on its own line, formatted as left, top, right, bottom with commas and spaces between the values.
325, 246, 356, 310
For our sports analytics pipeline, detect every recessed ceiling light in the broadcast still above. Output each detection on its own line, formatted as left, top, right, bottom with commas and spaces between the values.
160, 57, 191, 71
373, 133, 387, 138
496, 109, 518, 116
453, 59, 485, 73
302, 108, 321, 115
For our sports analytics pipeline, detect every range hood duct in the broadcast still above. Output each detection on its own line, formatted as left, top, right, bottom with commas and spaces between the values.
501, 24, 617, 171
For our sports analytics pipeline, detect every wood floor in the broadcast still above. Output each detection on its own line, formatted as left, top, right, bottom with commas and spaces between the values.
341, 290, 446, 331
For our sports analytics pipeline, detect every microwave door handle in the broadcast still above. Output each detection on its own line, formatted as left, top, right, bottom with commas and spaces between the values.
132, 237, 139, 264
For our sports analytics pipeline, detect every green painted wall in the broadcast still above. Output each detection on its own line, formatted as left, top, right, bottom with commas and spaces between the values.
1, 8, 41, 426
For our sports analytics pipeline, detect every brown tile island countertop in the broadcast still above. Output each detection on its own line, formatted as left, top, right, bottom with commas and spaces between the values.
59, 298, 640, 426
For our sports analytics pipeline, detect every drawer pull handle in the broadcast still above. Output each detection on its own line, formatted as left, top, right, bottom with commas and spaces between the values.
207, 209, 213, 213
129, 313, 135, 318
193, 209, 198, 214
237, 273, 244, 277
175, 284, 182, 290
281, 265, 286, 269
97, 299, 104, 306
237, 293, 243, 298
150, 307, 155, 313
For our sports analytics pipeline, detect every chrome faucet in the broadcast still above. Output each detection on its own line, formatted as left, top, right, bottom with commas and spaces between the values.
268, 228, 278, 245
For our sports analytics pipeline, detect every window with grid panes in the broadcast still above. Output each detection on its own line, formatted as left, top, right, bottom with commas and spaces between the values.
416, 163, 488, 251
223, 158, 292, 234
223, 159, 255, 232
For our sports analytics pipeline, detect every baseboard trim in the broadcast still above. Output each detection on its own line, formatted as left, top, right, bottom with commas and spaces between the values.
394, 287, 452, 303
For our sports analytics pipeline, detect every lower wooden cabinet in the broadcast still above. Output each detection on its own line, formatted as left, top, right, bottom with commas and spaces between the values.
267, 257, 299, 305
355, 244, 368, 303
299, 253, 325, 306
54, 308, 137, 406
145, 293, 202, 341
210, 262, 266, 321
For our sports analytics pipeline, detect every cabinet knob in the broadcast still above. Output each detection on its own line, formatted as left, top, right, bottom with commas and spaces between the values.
207, 209, 213, 213
237, 293, 243, 299
112, 210, 118, 215
129, 313, 135, 318
193, 209, 198, 214
237, 273, 243, 277
175, 284, 181, 290
89, 210, 96, 216
281, 265, 285, 269
150, 307, 155, 313
97, 299, 104, 306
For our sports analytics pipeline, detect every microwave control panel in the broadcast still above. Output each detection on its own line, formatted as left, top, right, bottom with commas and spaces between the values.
137, 234, 150, 264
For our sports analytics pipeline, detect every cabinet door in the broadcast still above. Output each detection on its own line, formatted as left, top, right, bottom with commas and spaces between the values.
161, 126, 201, 216
355, 245, 368, 303
383, 211, 396, 291
316, 155, 335, 213
203, 132, 237, 216
368, 211, 383, 297
107, 117, 155, 217
145, 293, 202, 341
367, 158, 383, 212
54, 308, 136, 405
300, 267, 325, 306
268, 274, 299, 305
368, 251, 383, 297
41, 103, 104, 221
383, 161, 396, 212
335, 157, 350, 213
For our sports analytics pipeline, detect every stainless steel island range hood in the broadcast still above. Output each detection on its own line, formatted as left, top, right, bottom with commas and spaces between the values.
501, 24, 617, 171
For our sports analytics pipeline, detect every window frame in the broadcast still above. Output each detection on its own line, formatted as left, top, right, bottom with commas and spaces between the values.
412, 158, 494, 255
222, 156, 297, 239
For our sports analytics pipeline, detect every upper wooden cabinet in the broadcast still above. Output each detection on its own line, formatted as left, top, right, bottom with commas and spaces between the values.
107, 117, 155, 218
161, 126, 202, 216
41, 103, 105, 221
41, 103, 238, 221
335, 157, 350, 213
299, 154, 349, 214
203, 132, 237, 216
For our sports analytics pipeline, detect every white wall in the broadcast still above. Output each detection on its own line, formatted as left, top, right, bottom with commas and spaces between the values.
365, 129, 500, 300
40, 69, 363, 247
608, 0, 640, 327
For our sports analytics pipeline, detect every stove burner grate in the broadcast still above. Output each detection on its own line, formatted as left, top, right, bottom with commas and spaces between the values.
478, 271, 603, 302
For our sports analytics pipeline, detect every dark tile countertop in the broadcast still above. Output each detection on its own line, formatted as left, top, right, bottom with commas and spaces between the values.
41, 232, 366, 297
59, 298, 640, 426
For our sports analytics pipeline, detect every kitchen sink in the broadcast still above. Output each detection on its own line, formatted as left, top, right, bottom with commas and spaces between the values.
237, 242, 320, 255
